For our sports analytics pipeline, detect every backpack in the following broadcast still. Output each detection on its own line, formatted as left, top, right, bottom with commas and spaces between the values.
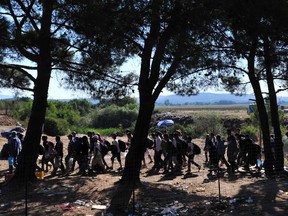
0, 143, 9, 159
193, 143, 201, 155
38, 144, 45, 155
118, 139, 126, 152
146, 137, 154, 149
100, 140, 110, 156
181, 139, 188, 151
177, 138, 188, 152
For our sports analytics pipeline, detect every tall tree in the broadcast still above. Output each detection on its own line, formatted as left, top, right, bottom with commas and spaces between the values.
69, 0, 220, 212
1, 0, 57, 182
0, 0, 134, 183
260, 0, 288, 173
214, 0, 288, 175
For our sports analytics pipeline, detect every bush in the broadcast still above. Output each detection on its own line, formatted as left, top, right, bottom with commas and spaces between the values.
44, 117, 69, 136
91, 104, 138, 128
150, 113, 225, 138
9, 100, 32, 122
71, 127, 123, 137
240, 124, 259, 142
191, 113, 225, 137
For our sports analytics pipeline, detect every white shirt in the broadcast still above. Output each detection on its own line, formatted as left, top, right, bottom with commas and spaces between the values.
155, 136, 162, 152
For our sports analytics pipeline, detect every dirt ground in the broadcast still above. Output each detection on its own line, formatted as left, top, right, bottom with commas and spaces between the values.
0, 114, 288, 216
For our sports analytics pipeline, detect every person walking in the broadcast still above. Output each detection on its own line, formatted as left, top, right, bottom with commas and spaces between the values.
153, 131, 163, 171
186, 136, 201, 173
78, 136, 90, 176
226, 129, 239, 173
65, 134, 75, 174
7, 131, 21, 173
110, 133, 123, 171
215, 134, 230, 170
51, 135, 65, 175
163, 133, 178, 173
41, 135, 55, 172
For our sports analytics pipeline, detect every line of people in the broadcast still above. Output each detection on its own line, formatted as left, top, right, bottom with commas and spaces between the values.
2, 127, 263, 177
150, 130, 201, 174
39, 131, 126, 176
204, 129, 262, 174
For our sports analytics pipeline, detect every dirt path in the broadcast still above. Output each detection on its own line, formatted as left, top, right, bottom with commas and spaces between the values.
0, 116, 288, 215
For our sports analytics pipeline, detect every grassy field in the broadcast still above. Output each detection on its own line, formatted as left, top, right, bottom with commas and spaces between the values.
155, 104, 250, 118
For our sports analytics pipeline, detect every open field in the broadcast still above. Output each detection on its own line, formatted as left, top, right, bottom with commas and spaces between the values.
155, 104, 250, 119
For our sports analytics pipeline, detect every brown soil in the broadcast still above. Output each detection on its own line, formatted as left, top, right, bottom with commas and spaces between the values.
0, 114, 288, 216
0, 112, 17, 127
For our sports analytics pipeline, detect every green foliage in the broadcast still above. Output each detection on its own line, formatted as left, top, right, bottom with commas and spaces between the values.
46, 100, 81, 125
0, 100, 13, 114
240, 124, 259, 142
68, 99, 92, 116
90, 104, 138, 128
9, 99, 32, 122
75, 127, 124, 137
44, 117, 69, 136
2, 97, 140, 133
192, 113, 225, 136
151, 113, 225, 138
248, 103, 286, 134
97, 97, 137, 108
0, 100, 4, 109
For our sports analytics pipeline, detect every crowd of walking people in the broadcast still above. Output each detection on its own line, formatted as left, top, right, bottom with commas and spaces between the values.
2, 127, 271, 177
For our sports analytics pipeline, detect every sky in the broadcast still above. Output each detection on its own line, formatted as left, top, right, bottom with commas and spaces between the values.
1, 57, 287, 100
0, 58, 140, 99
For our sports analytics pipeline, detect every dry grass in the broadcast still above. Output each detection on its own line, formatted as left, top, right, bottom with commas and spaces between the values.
155, 104, 249, 119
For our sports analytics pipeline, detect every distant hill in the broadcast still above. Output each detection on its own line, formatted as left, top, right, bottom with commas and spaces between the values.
0, 95, 15, 100
1, 92, 288, 106
155, 93, 288, 106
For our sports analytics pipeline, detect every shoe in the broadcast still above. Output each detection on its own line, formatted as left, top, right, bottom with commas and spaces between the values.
187, 169, 191, 173
198, 166, 201, 172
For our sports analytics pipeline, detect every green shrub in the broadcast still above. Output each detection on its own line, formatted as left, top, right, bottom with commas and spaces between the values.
150, 113, 225, 138
74, 127, 125, 137
46, 101, 81, 125
240, 124, 259, 142
68, 99, 92, 116
192, 113, 225, 137
91, 104, 138, 128
10, 100, 32, 122
44, 117, 69, 136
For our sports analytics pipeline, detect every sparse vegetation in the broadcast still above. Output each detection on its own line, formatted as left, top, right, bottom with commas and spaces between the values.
2, 98, 288, 140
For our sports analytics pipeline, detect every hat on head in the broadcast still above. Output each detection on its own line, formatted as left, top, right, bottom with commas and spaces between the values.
175, 129, 182, 135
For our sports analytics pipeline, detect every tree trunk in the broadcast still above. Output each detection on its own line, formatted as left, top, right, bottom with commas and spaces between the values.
108, 2, 184, 212
263, 36, 284, 173
247, 38, 274, 175
109, 98, 155, 213
13, 0, 54, 184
